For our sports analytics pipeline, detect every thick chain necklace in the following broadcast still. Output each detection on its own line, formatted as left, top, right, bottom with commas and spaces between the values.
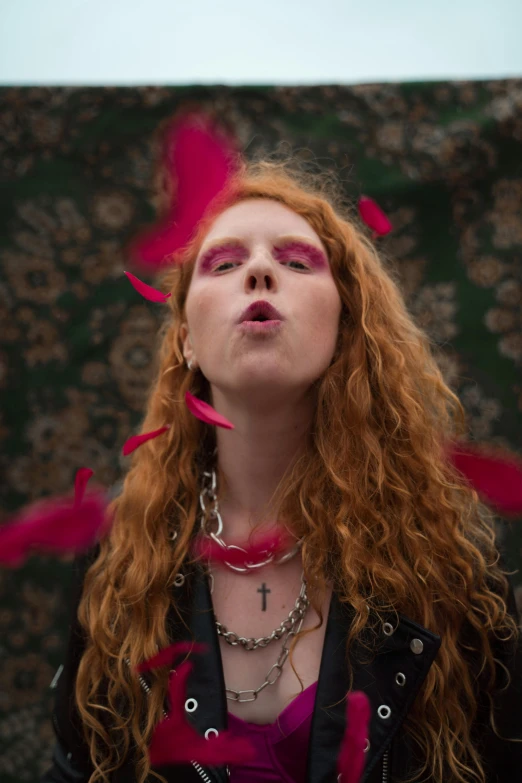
198, 466, 310, 702
199, 468, 302, 573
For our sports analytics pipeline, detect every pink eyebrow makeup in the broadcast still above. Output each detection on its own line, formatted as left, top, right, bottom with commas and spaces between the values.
273, 240, 328, 268
197, 238, 328, 271
197, 241, 247, 272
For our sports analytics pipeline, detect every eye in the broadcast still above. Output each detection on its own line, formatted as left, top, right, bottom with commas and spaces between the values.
285, 260, 309, 270
213, 261, 236, 272
211, 259, 309, 273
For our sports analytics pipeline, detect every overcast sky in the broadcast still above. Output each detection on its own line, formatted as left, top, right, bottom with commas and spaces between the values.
1, 0, 521, 85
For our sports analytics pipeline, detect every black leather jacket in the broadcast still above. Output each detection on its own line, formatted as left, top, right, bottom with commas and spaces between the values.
41, 545, 522, 783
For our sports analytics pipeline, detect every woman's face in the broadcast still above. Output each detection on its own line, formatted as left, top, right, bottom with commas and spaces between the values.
180, 198, 342, 399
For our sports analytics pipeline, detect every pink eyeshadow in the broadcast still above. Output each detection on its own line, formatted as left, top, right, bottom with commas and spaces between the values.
198, 242, 246, 272
197, 239, 328, 272
273, 241, 327, 268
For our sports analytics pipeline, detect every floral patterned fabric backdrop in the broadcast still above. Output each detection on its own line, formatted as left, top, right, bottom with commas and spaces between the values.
0, 82, 521, 781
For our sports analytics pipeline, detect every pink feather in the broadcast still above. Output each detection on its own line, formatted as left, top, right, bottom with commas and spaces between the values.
337, 691, 372, 783
128, 113, 240, 271
74, 467, 94, 507
445, 440, 522, 516
0, 490, 110, 567
136, 642, 208, 674
185, 391, 234, 430
124, 271, 172, 303
148, 660, 256, 767
192, 529, 295, 569
358, 196, 392, 237
122, 425, 170, 456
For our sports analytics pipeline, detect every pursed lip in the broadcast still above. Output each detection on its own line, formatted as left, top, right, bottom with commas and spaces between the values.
237, 300, 284, 324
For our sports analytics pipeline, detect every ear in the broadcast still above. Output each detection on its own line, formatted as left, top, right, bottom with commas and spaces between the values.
179, 322, 195, 365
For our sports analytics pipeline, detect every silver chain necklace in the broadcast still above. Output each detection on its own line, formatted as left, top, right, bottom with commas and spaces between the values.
198, 466, 310, 702
199, 468, 303, 573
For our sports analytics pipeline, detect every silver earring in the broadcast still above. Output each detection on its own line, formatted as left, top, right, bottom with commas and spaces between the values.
187, 358, 195, 371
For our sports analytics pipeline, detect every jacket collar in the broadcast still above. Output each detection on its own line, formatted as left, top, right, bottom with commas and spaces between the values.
306, 588, 442, 782
165, 564, 442, 783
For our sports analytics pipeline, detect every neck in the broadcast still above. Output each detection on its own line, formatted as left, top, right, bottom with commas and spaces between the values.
208, 386, 314, 540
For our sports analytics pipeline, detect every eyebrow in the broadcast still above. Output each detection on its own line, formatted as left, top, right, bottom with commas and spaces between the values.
197, 235, 328, 270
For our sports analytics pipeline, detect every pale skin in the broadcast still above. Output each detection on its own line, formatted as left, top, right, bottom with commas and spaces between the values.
180, 199, 342, 722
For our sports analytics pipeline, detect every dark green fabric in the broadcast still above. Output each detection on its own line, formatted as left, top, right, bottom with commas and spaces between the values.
0, 82, 520, 781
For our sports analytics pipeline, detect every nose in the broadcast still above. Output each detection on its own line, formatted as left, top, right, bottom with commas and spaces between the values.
243, 249, 278, 291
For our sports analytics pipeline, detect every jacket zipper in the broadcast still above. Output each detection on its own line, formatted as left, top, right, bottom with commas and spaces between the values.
132, 663, 217, 782
190, 760, 215, 783
382, 748, 389, 783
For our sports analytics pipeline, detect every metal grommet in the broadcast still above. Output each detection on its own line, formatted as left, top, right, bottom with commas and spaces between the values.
364, 738, 370, 753
173, 573, 185, 587
395, 672, 406, 686
205, 728, 219, 739
410, 638, 424, 654
185, 698, 198, 713
377, 704, 392, 720
382, 622, 395, 636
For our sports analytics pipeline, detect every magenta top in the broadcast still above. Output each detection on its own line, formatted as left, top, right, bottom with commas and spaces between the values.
227, 680, 318, 782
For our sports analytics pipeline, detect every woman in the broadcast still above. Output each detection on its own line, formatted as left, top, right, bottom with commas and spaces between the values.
42, 158, 522, 783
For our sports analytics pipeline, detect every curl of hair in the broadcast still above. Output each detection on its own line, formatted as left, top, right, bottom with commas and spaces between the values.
74, 152, 521, 783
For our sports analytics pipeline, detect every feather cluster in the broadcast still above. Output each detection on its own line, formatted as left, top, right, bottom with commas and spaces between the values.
0, 471, 108, 567
357, 196, 392, 237
122, 425, 171, 456
192, 528, 296, 570
127, 113, 240, 271
445, 439, 522, 516
185, 391, 235, 429
137, 643, 256, 768
124, 271, 171, 303
337, 691, 372, 783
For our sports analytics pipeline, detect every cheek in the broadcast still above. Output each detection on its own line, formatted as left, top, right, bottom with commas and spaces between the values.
187, 284, 208, 322
306, 284, 341, 332
186, 285, 225, 341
